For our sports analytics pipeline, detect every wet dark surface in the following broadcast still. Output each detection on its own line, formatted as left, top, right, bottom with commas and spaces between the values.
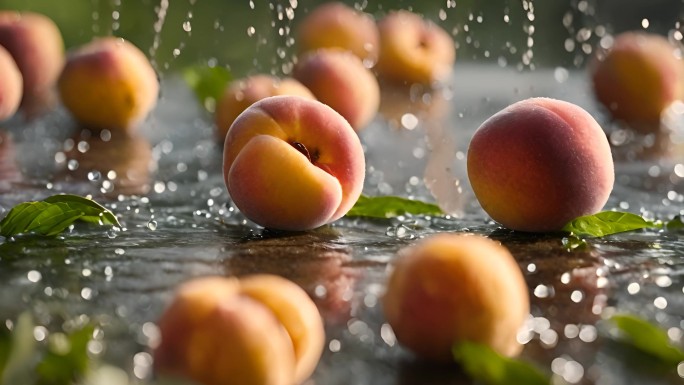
1, 66, 684, 384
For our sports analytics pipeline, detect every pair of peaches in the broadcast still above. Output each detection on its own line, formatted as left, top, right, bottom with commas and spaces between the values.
0, 11, 158, 129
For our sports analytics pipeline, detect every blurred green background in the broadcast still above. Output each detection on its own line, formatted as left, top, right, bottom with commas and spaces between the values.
1, 0, 682, 77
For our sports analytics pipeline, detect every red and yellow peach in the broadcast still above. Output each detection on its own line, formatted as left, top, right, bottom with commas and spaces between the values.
0, 45, 21, 121
590, 31, 684, 128
467, 97, 614, 232
296, 2, 379, 65
375, 10, 455, 86
58, 37, 159, 131
223, 95, 365, 231
383, 234, 529, 361
0, 11, 64, 111
215, 75, 315, 142
155, 274, 325, 385
293, 48, 380, 131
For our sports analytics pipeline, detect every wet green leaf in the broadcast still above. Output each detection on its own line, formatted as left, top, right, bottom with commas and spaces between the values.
610, 314, 684, 366
43, 195, 119, 226
182, 65, 232, 110
0, 194, 120, 238
346, 195, 443, 219
452, 341, 550, 385
562, 211, 656, 237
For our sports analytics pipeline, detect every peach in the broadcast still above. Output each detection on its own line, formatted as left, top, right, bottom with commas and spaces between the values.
155, 274, 324, 385
590, 31, 684, 128
296, 2, 380, 64
239, 275, 325, 384
375, 10, 455, 86
223, 95, 365, 231
0, 45, 21, 121
58, 36, 159, 131
383, 234, 529, 361
0, 11, 63, 110
467, 97, 614, 233
293, 48, 380, 130
215, 75, 315, 142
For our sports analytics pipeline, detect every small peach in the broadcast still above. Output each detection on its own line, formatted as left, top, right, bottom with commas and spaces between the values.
0, 45, 21, 121
467, 98, 614, 232
375, 10, 455, 86
590, 31, 684, 128
223, 95, 365, 231
296, 2, 380, 64
155, 274, 325, 385
0, 11, 63, 110
185, 297, 295, 385
215, 75, 315, 142
294, 48, 380, 131
58, 37, 159, 131
383, 234, 529, 361
238, 275, 325, 385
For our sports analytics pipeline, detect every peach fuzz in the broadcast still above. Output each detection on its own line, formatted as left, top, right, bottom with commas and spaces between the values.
215, 75, 315, 142
223, 95, 365, 231
296, 2, 380, 64
0, 45, 21, 121
383, 234, 529, 361
0, 11, 63, 109
155, 275, 325, 385
467, 97, 614, 233
375, 10, 455, 86
590, 31, 684, 128
293, 48, 380, 131
58, 37, 159, 131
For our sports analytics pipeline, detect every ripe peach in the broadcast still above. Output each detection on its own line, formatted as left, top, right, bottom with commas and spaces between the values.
0, 11, 63, 110
296, 2, 380, 64
467, 98, 614, 233
293, 48, 380, 131
239, 275, 325, 384
383, 234, 529, 361
375, 10, 455, 86
223, 95, 365, 231
58, 37, 159, 131
0, 45, 21, 121
155, 275, 325, 385
215, 75, 315, 142
590, 31, 684, 128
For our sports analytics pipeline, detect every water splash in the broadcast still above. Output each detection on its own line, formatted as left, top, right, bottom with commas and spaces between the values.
149, 0, 170, 71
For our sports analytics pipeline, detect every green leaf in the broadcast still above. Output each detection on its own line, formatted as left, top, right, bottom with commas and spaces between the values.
36, 324, 95, 385
0, 194, 120, 238
1, 313, 38, 385
43, 195, 119, 227
610, 314, 684, 366
452, 341, 550, 385
664, 215, 684, 230
345, 195, 443, 219
0, 327, 11, 379
0, 202, 51, 237
182, 64, 232, 110
562, 211, 657, 237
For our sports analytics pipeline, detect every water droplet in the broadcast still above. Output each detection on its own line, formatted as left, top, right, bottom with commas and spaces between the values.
87, 171, 101, 181
27, 270, 42, 283
328, 339, 341, 352
147, 220, 158, 231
